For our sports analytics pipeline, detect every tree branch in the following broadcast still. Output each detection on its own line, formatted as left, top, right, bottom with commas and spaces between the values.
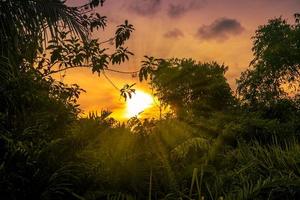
44, 65, 90, 76
102, 71, 120, 91
105, 68, 139, 74
99, 36, 115, 45
44, 64, 140, 76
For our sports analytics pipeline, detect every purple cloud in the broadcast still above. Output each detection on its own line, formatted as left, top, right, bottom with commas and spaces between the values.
196, 17, 245, 41
168, 0, 206, 18
129, 0, 161, 16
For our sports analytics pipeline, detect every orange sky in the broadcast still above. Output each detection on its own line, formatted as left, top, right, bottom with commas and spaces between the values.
64, 0, 300, 120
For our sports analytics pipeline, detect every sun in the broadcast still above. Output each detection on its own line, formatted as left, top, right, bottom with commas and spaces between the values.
125, 90, 154, 118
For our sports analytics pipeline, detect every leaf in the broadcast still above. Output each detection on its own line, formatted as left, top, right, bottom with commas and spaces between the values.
115, 20, 134, 48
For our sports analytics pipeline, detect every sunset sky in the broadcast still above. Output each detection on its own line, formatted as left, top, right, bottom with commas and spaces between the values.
64, 0, 300, 120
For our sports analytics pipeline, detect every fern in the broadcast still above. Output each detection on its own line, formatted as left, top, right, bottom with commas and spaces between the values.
170, 137, 210, 160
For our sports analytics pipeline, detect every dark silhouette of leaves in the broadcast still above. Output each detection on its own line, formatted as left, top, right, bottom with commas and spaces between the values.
115, 20, 135, 48
139, 56, 160, 81
120, 83, 136, 101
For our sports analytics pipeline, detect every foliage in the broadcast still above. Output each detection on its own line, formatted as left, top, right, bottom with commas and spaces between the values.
205, 141, 300, 200
140, 58, 235, 119
120, 83, 136, 101
237, 14, 300, 107
1, 1, 300, 199
139, 56, 161, 82
0, 0, 107, 62
0, 0, 134, 199
37, 24, 134, 76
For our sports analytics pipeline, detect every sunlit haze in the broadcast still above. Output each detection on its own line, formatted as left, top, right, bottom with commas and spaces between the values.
64, 0, 300, 120
125, 90, 154, 118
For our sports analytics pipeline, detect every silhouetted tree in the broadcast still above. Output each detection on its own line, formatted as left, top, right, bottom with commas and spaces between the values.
140, 58, 234, 119
237, 14, 300, 107
0, 1, 135, 199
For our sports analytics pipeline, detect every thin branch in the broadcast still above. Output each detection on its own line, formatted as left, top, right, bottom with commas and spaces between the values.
99, 36, 115, 45
102, 71, 120, 91
105, 68, 139, 74
44, 64, 123, 92
44, 64, 139, 76
49, 60, 60, 69
44, 65, 89, 76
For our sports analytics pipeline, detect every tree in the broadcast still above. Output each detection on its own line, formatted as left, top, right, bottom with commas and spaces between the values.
237, 14, 300, 107
0, 0, 104, 60
139, 58, 234, 119
0, 1, 136, 199
0, 0, 135, 133
1, 0, 135, 85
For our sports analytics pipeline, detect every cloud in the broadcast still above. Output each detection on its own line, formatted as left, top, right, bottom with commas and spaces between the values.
168, 0, 206, 18
128, 0, 161, 16
164, 28, 184, 39
168, 4, 187, 18
196, 17, 244, 41
126, 0, 206, 18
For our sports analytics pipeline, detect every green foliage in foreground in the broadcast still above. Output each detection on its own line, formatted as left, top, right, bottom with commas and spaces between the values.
2, 112, 300, 199
1, 0, 300, 199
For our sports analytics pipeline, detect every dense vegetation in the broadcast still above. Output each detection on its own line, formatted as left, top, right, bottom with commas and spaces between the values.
1, 1, 300, 199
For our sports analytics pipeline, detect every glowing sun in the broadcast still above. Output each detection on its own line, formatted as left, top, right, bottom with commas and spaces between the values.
125, 90, 154, 118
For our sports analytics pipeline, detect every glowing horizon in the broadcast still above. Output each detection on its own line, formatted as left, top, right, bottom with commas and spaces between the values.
125, 90, 154, 118
64, 0, 300, 120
